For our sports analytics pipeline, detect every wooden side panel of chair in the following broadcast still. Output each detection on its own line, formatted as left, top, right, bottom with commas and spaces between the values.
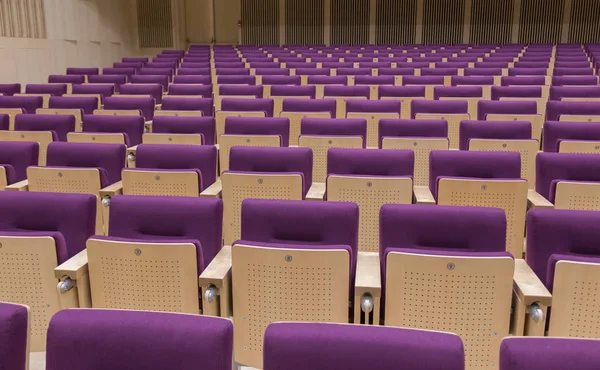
554, 181, 600, 210
0, 131, 54, 166
298, 136, 363, 182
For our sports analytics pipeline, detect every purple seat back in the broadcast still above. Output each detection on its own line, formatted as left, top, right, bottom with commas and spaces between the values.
180, 62, 211, 68
402, 75, 445, 85
535, 152, 600, 202
220, 98, 274, 117
500, 337, 600, 370
216, 68, 250, 76
491, 86, 542, 99
464, 68, 503, 76
254, 68, 290, 76
411, 100, 468, 118
103, 96, 155, 120
176, 68, 210, 76
551, 75, 598, 86
46, 309, 232, 370
152, 116, 216, 145
0, 96, 42, 113
270, 85, 315, 98
0, 302, 28, 370
500, 76, 546, 86
378, 67, 417, 76
122, 57, 148, 63
378, 85, 426, 98
82, 115, 144, 146
0, 141, 38, 183
48, 75, 85, 84
378, 119, 448, 147
353, 76, 394, 86
173, 75, 212, 84
139, 68, 173, 78
71, 84, 115, 102
87, 75, 128, 91
66, 67, 99, 76
129, 75, 169, 91
120, 84, 163, 103
327, 148, 413, 177
553, 67, 594, 76
113, 62, 144, 69
459, 120, 532, 150
420, 68, 460, 76
14, 114, 75, 142
306, 76, 347, 85
335, 68, 372, 76
451, 76, 495, 86
477, 100, 538, 120
0, 84, 21, 96
224, 117, 290, 147
161, 97, 213, 116
49, 96, 98, 115
550, 86, 600, 101
346, 100, 400, 114
25, 84, 67, 96
294, 68, 330, 76
261, 75, 301, 85
281, 98, 336, 117
301, 118, 366, 146
434, 86, 483, 99
102, 68, 135, 77
219, 85, 263, 98
508, 68, 548, 76
168, 84, 212, 97
543, 120, 600, 152
546, 101, 600, 121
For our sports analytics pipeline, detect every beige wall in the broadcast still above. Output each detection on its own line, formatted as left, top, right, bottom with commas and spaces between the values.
0, 0, 138, 85
185, 0, 213, 44
214, 0, 240, 44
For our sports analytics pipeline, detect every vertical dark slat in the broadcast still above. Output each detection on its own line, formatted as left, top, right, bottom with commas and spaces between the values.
331, 0, 369, 44
241, 0, 279, 44
569, 0, 600, 43
375, 0, 417, 44
285, 0, 324, 44
519, 0, 564, 43
422, 0, 463, 44
470, 0, 513, 44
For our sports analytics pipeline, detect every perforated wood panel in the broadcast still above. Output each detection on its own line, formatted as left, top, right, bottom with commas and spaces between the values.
375, 0, 417, 44
0, 108, 23, 130
232, 244, 350, 369
286, 0, 325, 44
218, 135, 280, 175
346, 112, 400, 148
323, 96, 367, 119
554, 182, 600, 210
469, 139, 538, 189
154, 111, 203, 118
519, 0, 564, 43
299, 136, 363, 182
559, 141, 600, 154
36, 109, 83, 132
331, 0, 370, 45
241, 0, 279, 45
328, 176, 412, 252
422, 0, 465, 44
142, 133, 203, 145
470, 0, 514, 44
216, 111, 265, 144
272, 96, 310, 117
122, 170, 199, 197
382, 138, 449, 187
381, 97, 425, 120
0, 236, 58, 351
87, 238, 199, 313
222, 173, 304, 245
438, 178, 528, 258
559, 115, 600, 122
279, 111, 331, 146
486, 114, 543, 143
569, 0, 600, 43
67, 132, 126, 145
137, 0, 173, 48
549, 260, 600, 337
0, 130, 53, 166
415, 113, 470, 150
385, 252, 513, 370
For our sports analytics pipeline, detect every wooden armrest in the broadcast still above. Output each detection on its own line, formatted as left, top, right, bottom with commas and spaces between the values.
355, 252, 381, 297
155, 104, 162, 110
200, 178, 222, 198
527, 189, 554, 209
54, 249, 89, 280
513, 259, 552, 307
100, 181, 123, 200
144, 121, 152, 133
413, 185, 436, 205
199, 245, 231, 289
306, 182, 326, 200
5, 179, 28, 191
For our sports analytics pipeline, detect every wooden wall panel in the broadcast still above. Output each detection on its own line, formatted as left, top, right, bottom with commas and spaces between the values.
331, 0, 370, 45
519, 0, 564, 43
286, 0, 325, 45
422, 0, 464, 44
375, 0, 417, 44
137, 0, 173, 48
569, 0, 600, 43
241, 0, 279, 45
0, 0, 46, 38
470, 0, 513, 44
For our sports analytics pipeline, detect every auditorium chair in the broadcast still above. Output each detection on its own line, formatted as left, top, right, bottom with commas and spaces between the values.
551, 75, 598, 86
97, 96, 155, 123
0, 141, 38, 189
119, 83, 164, 104
543, 120, 600, 153
0, 95, 44, 129
167, 83, 213, 98
412, 100, 469, 149
280, 98, 336, 145
269, 85, 315, 116
0, 83, 21, 96
550, 86, 600, 101
451, 75, 494, 99
260, 75, 302, 97
344, 100, 400, 147
47, 75, 84, 93
402, 75, 445, 99
435, 85, 483, 121
378, 67, 419, 86
478, 100, 543, 142
0, 302, 29, 370
500, 337, 600, 370
378, 85, 426, 119
307, 75, 347, 98
352, 75, 394, 99
144, 115, 215, 145
66, 67, 99, 80
154, 97, 213, 127
547, 101, 600, 122
68, 115, 144, 146
36, 96, 99, 131
70, 83, 114, 104
214, 84, 262, 111
215, 98, 273, 143
173, 75, 212, 84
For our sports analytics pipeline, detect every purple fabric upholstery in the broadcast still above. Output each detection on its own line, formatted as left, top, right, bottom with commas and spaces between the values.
281, 98, 336, 117
129, 75, 169, 92
104, 96, 155, 120
122, 57, 148, 63
335, 68, 372, 76
173, 75, 212, 84
180, 62, 211, 68
102, 68, 135, 77
261, 75, 301, 85
213, 62, 245, 68
87, 75, 127, 91
220, 98, 274, 117
378, 67, 417, 76
168, 84, 212, 97
46, 309, 232, 370
0, 302, 28, 370
508, 68, 547, 76
120, 84, 163, 103
378, 85, 426, 98
152, 116, 216, 145
139, 68, 173, 78
161, 97, 213, 116
219, 85, 263, 98
294, 68, 330, 76
451, 76, 495, 86
301, 118, 366, 146
113, 62, 144, 69
263, 322, 464, 370
14, 114, 75, 142
346, 100, 400, 115
0, 191, 96, 261
464, 68, 504, 76
535, 152, 600, 202
353, 75, 394, 86
553, 67, 594, 76
0, 141, 38, 183
550, 86, 600, 101
459, 120, 532, 150
543, 120, 600, 152
500, 337, 600, 370
270, 85, 315, 98
106, 195, 223, 267
0, 84, 21, 96
0, 95, 43, 113
82, 115, 144, 146
491, 86, 542, 100
229, 146, 312, 195
477, 100, 538, 120
429, 150, 521, 199
500, 76, 546, 86
134, 144, 217, 191
66, 67, 99, 76
254, 68, 290, 76
551, 75, 597, 86
306, 76, 347, 85
327, 147, 413, 176
48, 75, 85, 84
224, 116, 290, 147
46, 142, 126, 185
433, 86, 483, 99
0, 113, 8, 129
217, 75, 257, 85
513, 61, 550, 68
402, 75, 445, 85
378, 119, 448, 147
216, 68, 250, 76
411, 100, 468, 119
177, 68, 211, 76
546, 101, 600, 121
420, 68, 460, 76
49, 96, 98, 115
474, 62, 510, 68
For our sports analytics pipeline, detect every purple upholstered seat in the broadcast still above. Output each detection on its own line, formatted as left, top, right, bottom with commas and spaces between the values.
254, 68, 290, 76
378, 119, 448, 148
281, 98, 336, 117
327, 147, 413, 176
449, 76, 493, 87
220, 98, 274, 117
353, 75, 394, 86
0, 83, 21, 96
270, 85, 316, 98
152, 116, 216, 145
87, 75, 128, 92
113, 62, 144, 70
0, 96, 43, 113
120, 84, 163, 103
545, 101, 600, 121
46, 142, 126, 186
550, 86, 600, 101
261, 75, 301, 85
66, 67, 99, 76
300, 118, 367, 146
411, 100, 468, 119
229, 146, 312, 195
508, 68, 548, 76
0, 302, 28, 370
420, 68, 460, 76
378, 85, 426, 98
477, 100, 538, 120
168, 84, 212, 97
402, 75, 445, 86
359, 61, 392, 68
14, 114, 75, 142
71, 84, 115, 102
177, 68, 211, 76
161, 97, 213, 116
102, 68, 136, 78
307, 76, 348, 85
180, 62, 211, 68
551, 75, 598, 86
499, 337, 600, 370
459, 120, 532, 150
491, 86, 542, 99
214, 62, 245, 69
543, 120, 600, 152
216, 68, 250, 76
295, 68, 330, 77
249, 62, 280, 69
263, 323, 464, 370
336, 68, 372, 76
464, 68, 504, 76
48, 75, 85, 85
173, 75, 212, 84
82, 115, 144, 146
218, 85, 263, 98
553, 67, 594, 76
474, 62, 510, 68
500, 76, 546, 86
139, 68, 173, 79
378, 67, 417, 76
346, 100, 400, 114
103, 96, 155, 120
429, 150, 521, 199
49, 96, 99, 114
129, 75, 170, 92
434, 86, 482, 99
0, 191, 96, 261
224, 117, 290, 147
122, 57, 148, 63
46, 309, 232, 370
535, 152, 600, 203
513, 61, 550, 68
0, 141, 38, 183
